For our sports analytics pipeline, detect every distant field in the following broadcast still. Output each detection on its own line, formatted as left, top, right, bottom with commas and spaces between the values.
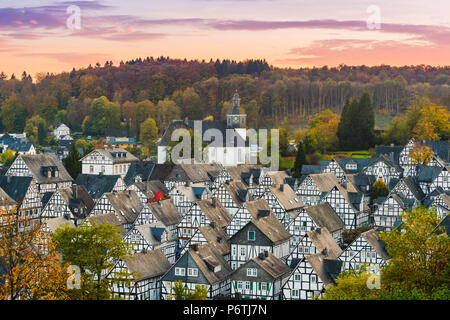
280, 156, 295, 170
322, 150, 373, 160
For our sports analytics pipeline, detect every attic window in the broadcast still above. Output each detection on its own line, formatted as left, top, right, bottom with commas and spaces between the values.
248, 231, 255, 241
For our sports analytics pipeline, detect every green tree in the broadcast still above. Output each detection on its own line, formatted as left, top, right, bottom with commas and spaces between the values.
139, 118, 158, 150
52, 222, 133, 300
371, 179, 389, 200
169, 280, 208, 300
292, 142, 306, 178
82, 96, 121, 135
63, 143, 82, 180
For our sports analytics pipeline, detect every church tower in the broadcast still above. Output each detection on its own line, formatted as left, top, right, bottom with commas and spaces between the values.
227, 91, 247, 128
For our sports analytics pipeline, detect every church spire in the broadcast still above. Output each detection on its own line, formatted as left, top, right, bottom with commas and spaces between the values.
227, 90, 246, 128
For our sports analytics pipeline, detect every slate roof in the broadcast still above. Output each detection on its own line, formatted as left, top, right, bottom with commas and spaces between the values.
20, 154, 73, 183
75, 174, 122, 199
188, 243, 232, 285
241, 200, 292, 245
300, 164, 323, 176
396, 177, 425, 201
309, 173, 339, 192
0, 176, 33, 203
422, 140, 449, 162
134, 222, 172, 246
252, 252, 291, 279
306, 227, 343, 260
44, 216, 75, 232
306, 253, 342, 289
147, 199, 183, 226
376, 145, 403, 164
198, 224, 230, 256
59, 185, 95, 218
87, 213, 125, 236
123, 249, 171, 282
304, 203, 344, 234
334, 158, 375, 173
196, 198, 232, 229
434, 215, 450, 236
268, 184, 303, 212
105, 190, 143, 225
223, 180, 249, 206
416, 165, 443, 183
123, 161, 156, 185
361, 229, 391, 261
148, 163, 176, 181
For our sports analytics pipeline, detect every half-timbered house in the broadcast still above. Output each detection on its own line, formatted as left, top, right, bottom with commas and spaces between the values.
297, 173, 339, 206
0, 176, 41, 218
373, 193, 415, 231
263, 184, 303, 226
230, 251, 290, 300
161, 243, 232, 300
215, 180, 250, 216
228, 208, 291, 271
75, 174, 126, 200
80, 147, 139, 177
169, 184, 212, 216
107, 249, 171, 300
177, 198, 232, 249
282, 227, 343, 300
338, 229, 390, 272
360, 154, 403, 186
6, 154, 73, 195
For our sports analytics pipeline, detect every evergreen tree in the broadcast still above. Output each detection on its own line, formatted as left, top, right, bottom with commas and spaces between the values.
293, 142, 306, 178
37, 121, 47, 145
358, 92, 375, 149
63, 143, 82, 180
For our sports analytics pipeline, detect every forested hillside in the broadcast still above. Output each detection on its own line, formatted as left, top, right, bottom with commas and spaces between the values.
0, 57, 449, 137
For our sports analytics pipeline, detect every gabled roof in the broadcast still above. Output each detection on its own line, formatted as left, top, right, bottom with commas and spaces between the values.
434, 215, 450, 236
268, 184, 303, 212
334, 158, 375, 173
87, 213, 125, 236
252, 252, 291, 279
416, 165, 444, 183
0, 176, 33, 203
147, 199, 182, 226
196, 198, 232, 229
418, 139, 449, 162
397, 177, 425, 201
180, 163, 212, 183
309, 173, 339, 192
306, 227, 343, 259
75, 174, 122, 199
134, 222, 172, 246
304, 203, 344, 234
58, 185, 95, 217
188, 243, 232, 285
376, 145, 403, 164
301, 164, 323, 176
243, 205, 291, 245
123, 161, 156, 185
148, 163, 176, 181
20, 154, 73, 183
361, 229, 391, 261
105, 190, 143, 225
43, 216, 75, 232
81, 148, 139, 164
306, 253, 342, 289
223, 180, 249, 206
124, 249, 171, 282
199, 224, 230, 256
267, 171, 290, 186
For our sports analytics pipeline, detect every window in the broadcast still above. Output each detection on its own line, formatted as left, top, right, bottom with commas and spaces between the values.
245, 281, 250, 290
89, 165, 94, 173
248, 231, 255, 241
175, 267, 185, 276
261, 282, 267, 291
240, 248, 246, 256
237, 281, 243, 289
292, 289, 299, 297
101, 166, 105, 173
247, 268, 257, 277
294, 274, 301, 281
232, 246, 236, 256
188, 268, 198, 277
311, 275, 316, 283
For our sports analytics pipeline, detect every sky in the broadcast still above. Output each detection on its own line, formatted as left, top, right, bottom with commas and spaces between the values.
0, 0, 449, 78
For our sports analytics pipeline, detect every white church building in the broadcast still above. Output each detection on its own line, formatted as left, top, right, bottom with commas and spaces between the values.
158, 92, 257, 167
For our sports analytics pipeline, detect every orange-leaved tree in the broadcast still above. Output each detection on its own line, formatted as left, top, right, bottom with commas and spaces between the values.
0, 204, 70, 300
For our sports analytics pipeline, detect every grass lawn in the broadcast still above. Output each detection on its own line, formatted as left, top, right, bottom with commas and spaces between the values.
322, 150, 373, 160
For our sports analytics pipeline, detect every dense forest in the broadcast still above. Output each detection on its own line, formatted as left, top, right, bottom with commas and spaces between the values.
0, 57, 449, 139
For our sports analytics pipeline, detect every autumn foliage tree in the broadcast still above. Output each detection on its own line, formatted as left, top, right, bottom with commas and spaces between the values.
168, 280, 208, 300
0, 205, 70, 300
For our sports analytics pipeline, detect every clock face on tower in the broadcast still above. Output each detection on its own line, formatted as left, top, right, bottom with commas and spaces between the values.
233, 116, 239, 122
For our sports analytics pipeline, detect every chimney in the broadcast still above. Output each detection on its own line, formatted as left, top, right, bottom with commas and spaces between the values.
212, 197, 216, 208
209, 221, 215, 228
191, 243, 199, 251
315, 228, 321, 234
216, 237, 222, 243
322, 248, 327, 256
280, 184, 284, 192
258, 252, 265, 260
72, 183, 78, 198
264, 250, 268, 257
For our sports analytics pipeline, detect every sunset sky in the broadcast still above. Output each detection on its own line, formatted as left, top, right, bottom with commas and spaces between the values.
0, 0, 449, 78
